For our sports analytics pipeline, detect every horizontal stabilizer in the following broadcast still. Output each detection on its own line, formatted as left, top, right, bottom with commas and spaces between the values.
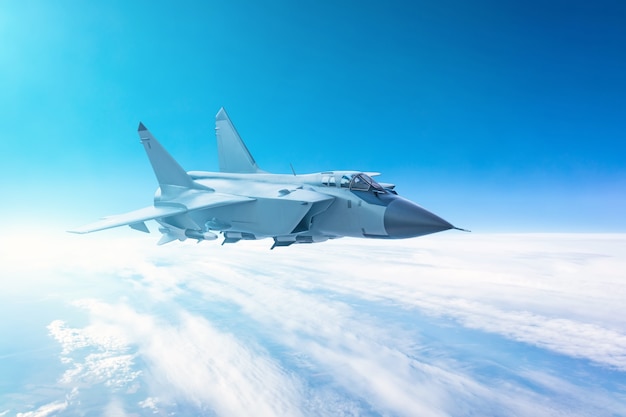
68, 205, 186, 234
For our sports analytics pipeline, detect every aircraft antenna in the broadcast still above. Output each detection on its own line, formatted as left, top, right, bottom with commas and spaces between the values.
290, 163, 297, 176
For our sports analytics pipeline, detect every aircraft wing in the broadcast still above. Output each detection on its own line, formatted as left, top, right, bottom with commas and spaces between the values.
176, 191, 255, 211
69, 192, 255, 234
68, 205, 187, 234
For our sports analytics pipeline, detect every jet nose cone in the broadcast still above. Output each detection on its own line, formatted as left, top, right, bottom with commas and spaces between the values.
384, 198, 453, 238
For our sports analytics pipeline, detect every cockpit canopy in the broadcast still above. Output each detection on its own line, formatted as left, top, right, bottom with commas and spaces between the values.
348, 173, 385, 192
321, 172, 386, 193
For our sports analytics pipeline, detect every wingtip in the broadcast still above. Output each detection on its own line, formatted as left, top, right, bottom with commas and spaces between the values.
138, 122, 147, 131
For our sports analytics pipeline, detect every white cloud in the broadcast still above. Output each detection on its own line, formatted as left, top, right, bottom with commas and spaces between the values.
73, 299, 307, 417
181, 265, 561, 416
519, 369, 626, 415
220, 234, 626, 370
104, 398, 132, 417
12, 232, 626, 416
16, 401, 67, 417
126, 233, 625, 415
442, 302, 626, 369
47, 319, 141, 389
181, 269, 454, 416
138, 396, 160, 413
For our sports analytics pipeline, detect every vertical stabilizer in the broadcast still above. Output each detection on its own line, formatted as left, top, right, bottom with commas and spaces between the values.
215, 108, 262, 173
137, 123, 197, 189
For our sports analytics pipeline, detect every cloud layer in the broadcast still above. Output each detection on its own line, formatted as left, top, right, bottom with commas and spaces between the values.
2, 233, 625, 416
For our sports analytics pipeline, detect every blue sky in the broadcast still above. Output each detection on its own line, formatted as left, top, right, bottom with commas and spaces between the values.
1, 0, 624, 232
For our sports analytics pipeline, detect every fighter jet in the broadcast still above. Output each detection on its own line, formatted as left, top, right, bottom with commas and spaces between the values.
70, 108, 466, 248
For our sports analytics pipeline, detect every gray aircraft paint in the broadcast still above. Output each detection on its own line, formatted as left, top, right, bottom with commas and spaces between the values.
70, 108, 465, 248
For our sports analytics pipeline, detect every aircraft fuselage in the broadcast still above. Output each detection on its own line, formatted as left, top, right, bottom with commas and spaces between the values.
70, 108, 463, 248
179, 171, 453, 247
